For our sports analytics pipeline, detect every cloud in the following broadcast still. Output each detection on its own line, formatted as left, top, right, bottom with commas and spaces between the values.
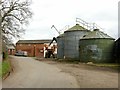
17, 0, 119, 43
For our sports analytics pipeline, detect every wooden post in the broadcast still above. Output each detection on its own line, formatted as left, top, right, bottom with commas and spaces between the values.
0, 9, 2, 62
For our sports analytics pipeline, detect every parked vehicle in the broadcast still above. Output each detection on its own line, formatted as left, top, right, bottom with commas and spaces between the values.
15, 51, 28, 57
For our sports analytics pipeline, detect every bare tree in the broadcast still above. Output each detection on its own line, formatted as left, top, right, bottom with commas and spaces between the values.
0, 0, 32, 43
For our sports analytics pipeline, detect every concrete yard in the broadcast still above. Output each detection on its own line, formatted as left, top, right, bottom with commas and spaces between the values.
38, 58, 119, 88
2, 56, 119, 88
2, 56, 79, 88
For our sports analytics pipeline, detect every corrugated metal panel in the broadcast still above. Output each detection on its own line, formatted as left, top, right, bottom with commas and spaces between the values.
64, 24, 90, 60
57, 34, 64, 59
79, 38, 115, 63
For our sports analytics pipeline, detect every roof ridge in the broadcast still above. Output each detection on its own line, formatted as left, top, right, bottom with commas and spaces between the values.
17, 39, 52, 44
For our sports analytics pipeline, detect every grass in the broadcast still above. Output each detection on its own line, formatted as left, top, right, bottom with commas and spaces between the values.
55, 59, 120, 70
93, 63, 119, 66
91, 63, 120, 71
0, 59, 11, 78
31, 57, 37, 60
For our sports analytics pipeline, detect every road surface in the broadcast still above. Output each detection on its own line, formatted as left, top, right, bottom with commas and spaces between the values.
2, 56, 79, 88
40, 59, 119, 88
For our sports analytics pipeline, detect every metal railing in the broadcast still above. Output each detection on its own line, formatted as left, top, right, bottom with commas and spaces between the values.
76, 18, 103, 30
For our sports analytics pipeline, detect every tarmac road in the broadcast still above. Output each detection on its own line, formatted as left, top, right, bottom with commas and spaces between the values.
2, 56, 79, 88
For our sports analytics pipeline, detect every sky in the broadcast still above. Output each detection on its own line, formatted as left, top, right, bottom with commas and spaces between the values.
14, 0, 119, 43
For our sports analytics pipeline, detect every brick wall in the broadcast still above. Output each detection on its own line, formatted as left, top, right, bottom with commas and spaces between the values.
8, 49, 15, 55
16, 43, 45, 57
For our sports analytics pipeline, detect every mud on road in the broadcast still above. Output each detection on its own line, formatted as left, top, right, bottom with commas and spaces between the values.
37, 58, 119, 88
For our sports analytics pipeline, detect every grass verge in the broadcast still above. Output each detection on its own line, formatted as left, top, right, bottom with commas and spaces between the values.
0, 59, 11, 79
55, 59, 120, 71
92, 63, 120, 71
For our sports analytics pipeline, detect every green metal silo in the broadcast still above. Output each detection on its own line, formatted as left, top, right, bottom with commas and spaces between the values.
79, 29, 115, 63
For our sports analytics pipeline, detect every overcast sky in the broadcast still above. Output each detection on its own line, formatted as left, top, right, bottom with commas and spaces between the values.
14, 0, 119, 43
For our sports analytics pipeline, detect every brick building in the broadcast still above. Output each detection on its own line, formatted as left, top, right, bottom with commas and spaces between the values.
8, 44, 15, 55
16, 40, 57, 57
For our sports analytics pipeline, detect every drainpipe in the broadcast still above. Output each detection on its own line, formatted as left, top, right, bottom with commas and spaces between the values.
34, 45, 36, 57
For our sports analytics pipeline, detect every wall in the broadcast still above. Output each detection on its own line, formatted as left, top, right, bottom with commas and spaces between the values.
114, 38, 120, 61
16, 43, 45, 57
8, 49, 15, 55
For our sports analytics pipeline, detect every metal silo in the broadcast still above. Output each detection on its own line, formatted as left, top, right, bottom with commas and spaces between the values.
79, 29, 115, 63
57, 34, 64, 59
64, 24, 90, 60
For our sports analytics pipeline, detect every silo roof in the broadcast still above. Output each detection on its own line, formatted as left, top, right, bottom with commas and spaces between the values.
81, 29, 115, 40
65, 24, 87, 32
57, 34, 64, 38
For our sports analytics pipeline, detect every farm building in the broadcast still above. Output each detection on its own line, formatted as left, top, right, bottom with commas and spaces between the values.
7, 44, 15, 55
113, 38, 120, 62
16, 40, 57, 57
